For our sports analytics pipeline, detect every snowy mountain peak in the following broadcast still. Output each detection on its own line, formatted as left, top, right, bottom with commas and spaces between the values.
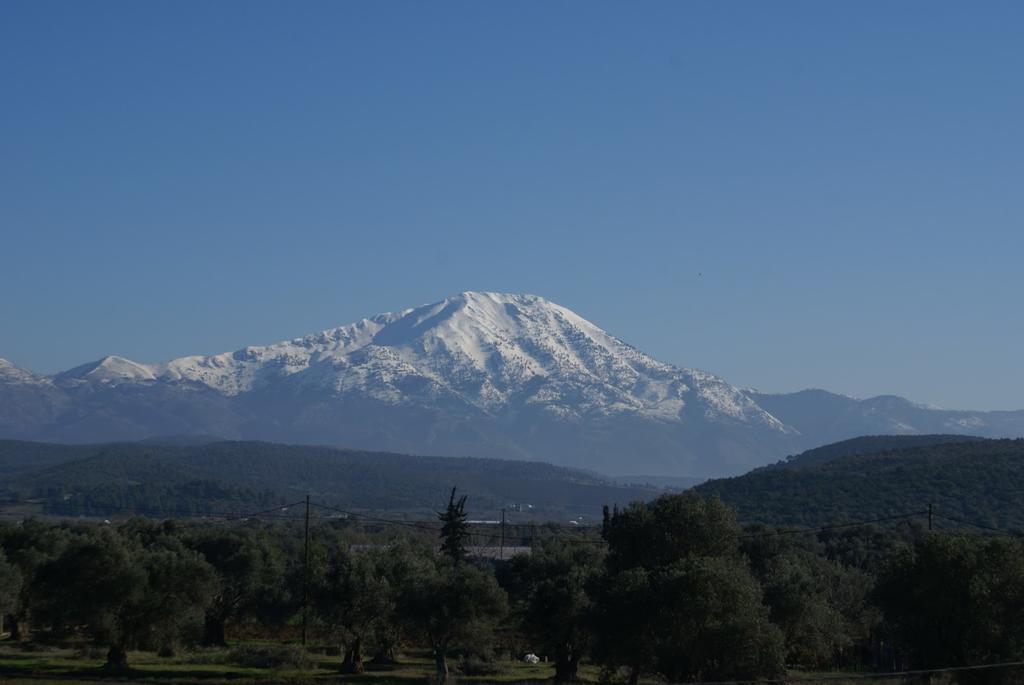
367, 291, 622, 378
57, 355, 158, 384
78, 292, 780, 432
0, 358, 44, 385
0, 293, 806, 475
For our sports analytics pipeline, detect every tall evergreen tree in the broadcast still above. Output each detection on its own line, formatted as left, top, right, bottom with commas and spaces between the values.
438, 487, 469, 562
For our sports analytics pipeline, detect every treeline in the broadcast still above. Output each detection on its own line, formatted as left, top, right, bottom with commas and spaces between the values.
4, 491, 1024, 683
35, 480, 283, 518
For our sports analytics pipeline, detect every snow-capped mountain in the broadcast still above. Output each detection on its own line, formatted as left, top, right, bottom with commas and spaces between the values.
2, 292, 1023, 476
0, 358, 48, 385
127, 292, 784, 429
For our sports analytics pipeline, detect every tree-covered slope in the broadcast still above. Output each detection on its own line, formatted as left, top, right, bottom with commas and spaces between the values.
696, 438, 1024, 530
0, 439, 658, 520
770, 434, 984, 470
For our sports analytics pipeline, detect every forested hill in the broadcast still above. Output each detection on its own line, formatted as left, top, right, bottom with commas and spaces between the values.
0, 439, 659, 520
695, 438, 1024, 530
770, 434, 984, 469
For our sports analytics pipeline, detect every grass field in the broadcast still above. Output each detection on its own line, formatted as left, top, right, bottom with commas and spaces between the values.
0, 640, 959, 685
0, 640, 581, 685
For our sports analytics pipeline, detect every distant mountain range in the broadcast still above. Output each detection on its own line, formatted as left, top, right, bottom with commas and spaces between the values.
2, 292, 1023, 477
746, 390, 1024, 453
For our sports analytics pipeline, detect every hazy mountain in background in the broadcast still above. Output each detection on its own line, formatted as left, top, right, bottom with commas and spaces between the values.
2, 292, 1023, 477
746, 389, 1024, 451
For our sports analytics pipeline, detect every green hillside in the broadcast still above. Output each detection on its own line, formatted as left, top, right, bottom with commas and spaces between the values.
696, 438, 1024, 530
769, 433, 983, 469
0, 439, 658, 521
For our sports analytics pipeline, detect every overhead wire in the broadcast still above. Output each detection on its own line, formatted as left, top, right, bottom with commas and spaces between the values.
932, 512, 1023, 536
308, 501, 441, 532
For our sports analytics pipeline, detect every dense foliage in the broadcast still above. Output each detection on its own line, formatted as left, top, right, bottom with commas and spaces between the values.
4, 491, 1024, 683
593, 495, 784, 683
697, 438, 1024, 529
771, 434, 984, 470
876, 535, 1024, 671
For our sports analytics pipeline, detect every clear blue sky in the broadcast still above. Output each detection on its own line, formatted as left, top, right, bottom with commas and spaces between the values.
2, 1, 1022, 410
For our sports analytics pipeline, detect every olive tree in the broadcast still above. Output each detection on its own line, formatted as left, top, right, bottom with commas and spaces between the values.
877, 534, 1024, 672
502, 540, 603, 682
33, 529, 216, 668
0, 550, 22, 635
592, 493, 784, 683
743, 530, 878, 667
0, 518, 70, 641
315, 547, 397, 672
400, 557, 508, 683
185, 529, 284, 646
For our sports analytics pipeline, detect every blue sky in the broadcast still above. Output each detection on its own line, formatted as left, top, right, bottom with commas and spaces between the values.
2, 1, 1022, 410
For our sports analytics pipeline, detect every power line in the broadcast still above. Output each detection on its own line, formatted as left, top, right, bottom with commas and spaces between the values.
6, 497, 1022, 544
933, 512, 1023, 536
225, 500, 308, 521
308, 501, 442, 532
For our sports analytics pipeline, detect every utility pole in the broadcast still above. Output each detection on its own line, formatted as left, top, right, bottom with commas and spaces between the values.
500, 508, 506, 561
928, 503, 933, 532
302, 494, 310, 647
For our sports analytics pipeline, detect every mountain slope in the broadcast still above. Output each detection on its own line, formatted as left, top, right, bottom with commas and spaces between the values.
769, 434, 984, 470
